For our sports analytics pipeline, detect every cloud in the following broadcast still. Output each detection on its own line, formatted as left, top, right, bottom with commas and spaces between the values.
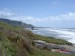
0, 10, 14, 19
0, 10, 75, 27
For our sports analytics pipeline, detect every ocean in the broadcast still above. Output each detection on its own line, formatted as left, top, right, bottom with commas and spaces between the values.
32, 28, 75, 44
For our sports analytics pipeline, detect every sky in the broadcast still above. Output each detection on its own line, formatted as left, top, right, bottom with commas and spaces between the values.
0, 0, 75, 28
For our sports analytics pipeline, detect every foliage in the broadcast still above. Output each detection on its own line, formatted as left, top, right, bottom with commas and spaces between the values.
0, 21, 74, 56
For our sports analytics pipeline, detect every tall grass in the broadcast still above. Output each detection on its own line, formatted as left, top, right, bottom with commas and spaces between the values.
0, 22, 74, 56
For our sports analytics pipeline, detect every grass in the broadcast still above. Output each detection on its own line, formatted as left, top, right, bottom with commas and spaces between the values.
30, 47, 75, 56
0, 22, 74, 56
1, 39, 16, 56
32, 34, 72, 45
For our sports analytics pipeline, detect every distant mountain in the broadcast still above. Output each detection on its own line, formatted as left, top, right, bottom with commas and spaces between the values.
0, 18, 34, 29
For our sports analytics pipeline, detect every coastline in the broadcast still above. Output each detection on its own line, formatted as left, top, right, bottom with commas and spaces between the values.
32, 28, 75, 44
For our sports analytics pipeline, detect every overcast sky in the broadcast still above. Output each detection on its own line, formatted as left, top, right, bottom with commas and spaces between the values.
0, 0, 75, 28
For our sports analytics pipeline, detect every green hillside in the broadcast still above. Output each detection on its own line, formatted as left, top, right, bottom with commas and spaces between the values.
0, 18, 34, 28
0, 21, 74, 56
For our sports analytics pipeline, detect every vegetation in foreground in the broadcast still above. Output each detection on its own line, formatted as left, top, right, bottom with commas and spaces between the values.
0, 21, 74, 56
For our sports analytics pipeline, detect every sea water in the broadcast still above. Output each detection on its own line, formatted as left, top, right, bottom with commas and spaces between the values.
32, 28, 75, 44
